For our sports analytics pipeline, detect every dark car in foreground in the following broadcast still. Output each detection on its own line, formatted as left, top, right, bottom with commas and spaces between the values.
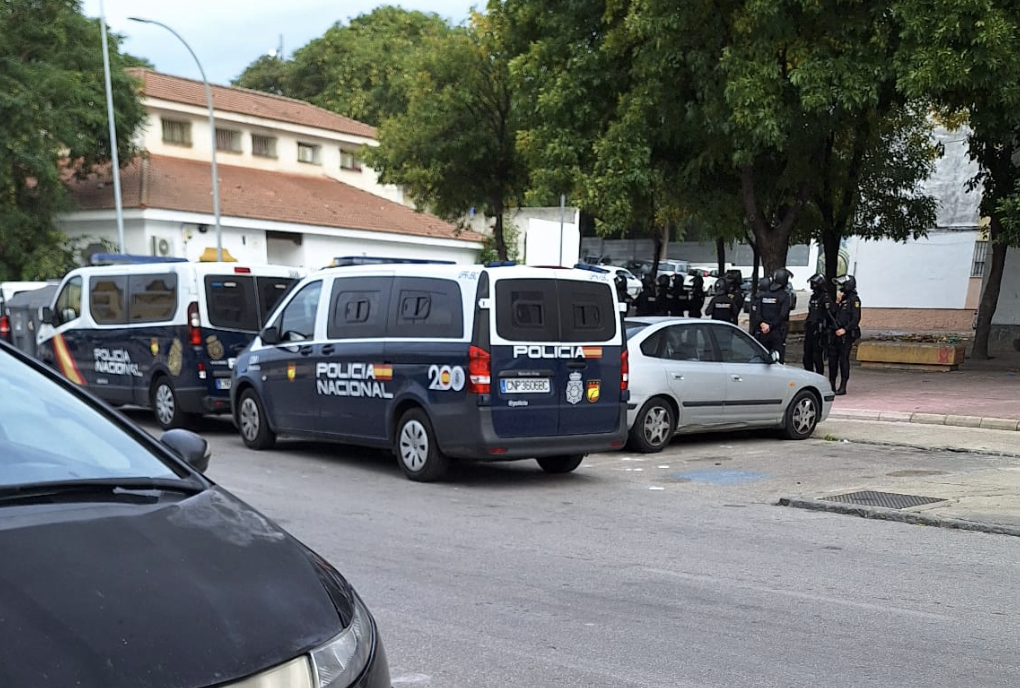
0, 341, 390, 688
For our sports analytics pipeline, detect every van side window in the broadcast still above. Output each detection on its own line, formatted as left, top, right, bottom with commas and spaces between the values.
204, 276, 258, 332
277, 281, 321, 342
128, 274, 178, 323
55, 277, 83, 325
327, 277, 391, 339
557, 281, 615, 343
494, 279, 558, 341
388, 278, 463, 339
89, 276, 127, 325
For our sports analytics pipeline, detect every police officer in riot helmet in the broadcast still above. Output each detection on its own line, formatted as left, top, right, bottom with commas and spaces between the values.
748, 275, 770, 337
635, 274, 658, 316
725, 269, 745, 313
707, 279, 738, 324
656, 273, 673, 316
614, 274, 634, 315
829, 274, 862, 395
688, 271, 706, 318
804, 273, 833, 374
668, 273, 688, 316
754, 269, 792, 362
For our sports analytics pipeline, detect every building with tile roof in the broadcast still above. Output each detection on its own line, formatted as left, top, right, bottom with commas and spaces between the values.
60, 69, 483, 267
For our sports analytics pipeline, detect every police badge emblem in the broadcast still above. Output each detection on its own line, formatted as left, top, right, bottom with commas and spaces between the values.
206, 335, 224, 361
565, 370, 583, 405
586, 380, 601, 403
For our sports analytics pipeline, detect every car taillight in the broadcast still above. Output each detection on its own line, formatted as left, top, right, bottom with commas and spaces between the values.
0, 314, 10, 341
620, 348, 629, 391
187, 301, 202, 346
467, 345, 491, 395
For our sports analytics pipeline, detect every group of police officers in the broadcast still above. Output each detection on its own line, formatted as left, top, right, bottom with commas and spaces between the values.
614, 267, 862, 395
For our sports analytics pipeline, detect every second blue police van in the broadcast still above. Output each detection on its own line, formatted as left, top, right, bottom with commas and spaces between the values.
231, 261, 629, 481
36, 258, 304, 429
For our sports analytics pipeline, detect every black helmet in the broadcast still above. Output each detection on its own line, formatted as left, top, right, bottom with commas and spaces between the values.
758, 276, 772, 293
714, 280, 727, 295
808, 273, 825, 290
840, 274, 857, 293
657, 274, 671, 287
614, 274, 626, 289
771, 268, 790, 289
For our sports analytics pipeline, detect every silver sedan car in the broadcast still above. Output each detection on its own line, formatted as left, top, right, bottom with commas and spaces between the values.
624, 317, 834, 452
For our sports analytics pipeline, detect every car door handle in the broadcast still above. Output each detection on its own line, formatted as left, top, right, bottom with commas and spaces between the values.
299, 345, 314, 356
671, 372, 684, 380
321, 345, 335, 355
731, 374, 742, 381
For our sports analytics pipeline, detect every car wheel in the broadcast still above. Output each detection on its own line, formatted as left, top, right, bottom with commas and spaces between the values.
237, 388, 276, 450
536, 454, 585, 474
151, 376, 195, 430
783, 390, 819, 440
395, 408, 448, 482
628, 396, 676, 453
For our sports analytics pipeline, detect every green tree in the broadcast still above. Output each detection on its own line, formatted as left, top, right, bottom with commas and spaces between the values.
365, 8, 527, 260
895, 0, 1020, 358
232, 54, 288, 95
0, 0, 146, 280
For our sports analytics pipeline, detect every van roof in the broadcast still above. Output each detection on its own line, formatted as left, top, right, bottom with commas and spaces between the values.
63, 262, 305, 279
316, 262, 616, 283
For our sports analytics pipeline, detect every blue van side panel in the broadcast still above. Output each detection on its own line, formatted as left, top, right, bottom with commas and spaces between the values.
383, 340, 471, 446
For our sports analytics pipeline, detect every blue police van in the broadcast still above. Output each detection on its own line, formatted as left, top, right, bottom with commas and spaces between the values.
231, 261, 629, 481
36, 257, 304, 429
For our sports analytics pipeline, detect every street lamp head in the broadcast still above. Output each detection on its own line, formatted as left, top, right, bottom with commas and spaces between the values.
126, 16, 151, 24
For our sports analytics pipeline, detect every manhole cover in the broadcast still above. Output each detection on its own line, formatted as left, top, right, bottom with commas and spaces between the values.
820, 490, 946, 510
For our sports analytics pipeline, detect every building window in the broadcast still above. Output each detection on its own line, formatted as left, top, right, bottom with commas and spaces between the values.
339, 147, 361, 171
252, 133, 278, 158
216, 128, 241, 153
161, 118, 192, 146
971, 240, 989, 277
297, 142, 321, 165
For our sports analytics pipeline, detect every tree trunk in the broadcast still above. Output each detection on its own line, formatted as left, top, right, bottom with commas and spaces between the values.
822, 226, 840, 299
972, 217, 1008, 359
492, 203, 507, 261
751, 244, 760, 293
716, 237, 726, 275
757, 235, 790, 278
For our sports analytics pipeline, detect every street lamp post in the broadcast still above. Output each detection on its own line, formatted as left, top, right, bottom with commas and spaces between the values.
128, 17, 222, 261
98, 0, 126, 254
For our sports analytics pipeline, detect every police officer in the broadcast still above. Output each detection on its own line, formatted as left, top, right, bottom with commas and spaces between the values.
667, 273, 686, 316
748, 275, 770, 338
725, 270, 746, 314
635, 274, 658, 316
707, 280, 739, 324
829, 274, 862, 395
614, 274, 634, 315
803, 273, 833, 374
656, 274, 673, 316
688, 271, 706, 318
754, 269, 792, 362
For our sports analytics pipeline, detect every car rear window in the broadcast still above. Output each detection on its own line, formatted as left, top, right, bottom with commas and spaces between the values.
204, 275, 297, 331
495, 278, 616, 343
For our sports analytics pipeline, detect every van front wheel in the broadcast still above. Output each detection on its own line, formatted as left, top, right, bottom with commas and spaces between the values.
395, 408, 448, 482
151, 377, 195, 430
238, 389, 276, 450
536, 454, 585, 474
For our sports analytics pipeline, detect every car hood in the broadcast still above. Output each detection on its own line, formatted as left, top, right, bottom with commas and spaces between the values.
0, 487, 341, 688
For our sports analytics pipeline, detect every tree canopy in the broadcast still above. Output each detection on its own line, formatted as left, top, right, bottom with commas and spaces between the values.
0, 0, 146, 280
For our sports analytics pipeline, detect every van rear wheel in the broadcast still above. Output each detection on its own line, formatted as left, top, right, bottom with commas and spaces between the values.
395, 408, 448, 482
151, 376, 195, 430
536, 454, 585, 474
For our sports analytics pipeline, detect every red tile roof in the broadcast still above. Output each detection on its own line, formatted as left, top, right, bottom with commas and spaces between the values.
128, 69, 377, 139
65, 155, 483, 244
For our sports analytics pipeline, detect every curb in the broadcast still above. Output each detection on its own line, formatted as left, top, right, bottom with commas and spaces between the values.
777, 496, 1020, 538
829, 409, 1020, 431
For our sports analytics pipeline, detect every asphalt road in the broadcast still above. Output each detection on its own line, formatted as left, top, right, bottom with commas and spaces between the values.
143, 413, 1020, 687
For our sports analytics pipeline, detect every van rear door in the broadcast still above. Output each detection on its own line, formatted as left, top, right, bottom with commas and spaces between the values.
487, 273, 622, 438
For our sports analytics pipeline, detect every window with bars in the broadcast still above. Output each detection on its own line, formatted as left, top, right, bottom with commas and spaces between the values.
339, 147, 361, 171
216, 128, 241, 153
971, 240, 989, 277
252, 133, 278, 158
161, 118, 192, 146
297, 142, 321, 164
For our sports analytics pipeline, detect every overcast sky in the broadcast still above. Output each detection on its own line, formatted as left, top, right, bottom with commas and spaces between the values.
81, 0, 475, 86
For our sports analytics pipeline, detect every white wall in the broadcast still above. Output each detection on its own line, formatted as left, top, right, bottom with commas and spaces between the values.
992, 246, 1020, 326
298, 232, 480, 269
845, 230, 978, 308
523, 218, 580, 266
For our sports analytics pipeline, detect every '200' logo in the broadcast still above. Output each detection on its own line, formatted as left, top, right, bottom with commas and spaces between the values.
428, 365, 465, 391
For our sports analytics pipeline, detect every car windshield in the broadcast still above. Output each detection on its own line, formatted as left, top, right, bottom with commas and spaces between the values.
0, 348, 182, 488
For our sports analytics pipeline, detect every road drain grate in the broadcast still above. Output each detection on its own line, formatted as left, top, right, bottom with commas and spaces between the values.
820, 490, 947, 510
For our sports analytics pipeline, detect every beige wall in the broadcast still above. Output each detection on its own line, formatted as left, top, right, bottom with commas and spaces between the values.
861, 307, 975, 332
965, 276, 983, 309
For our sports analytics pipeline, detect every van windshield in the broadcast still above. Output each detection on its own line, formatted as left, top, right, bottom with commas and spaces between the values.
204, 275, 297, 332
494, 278, 617, 343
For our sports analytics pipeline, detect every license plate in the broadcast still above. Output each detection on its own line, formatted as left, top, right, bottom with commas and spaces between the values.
215, 378, 232, 390
500, 378, 550, 394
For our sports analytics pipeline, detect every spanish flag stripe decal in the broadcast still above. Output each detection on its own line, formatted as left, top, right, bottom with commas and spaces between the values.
374, 364, 393, 380
53, 333, 86, 386
581, 347, 603, 358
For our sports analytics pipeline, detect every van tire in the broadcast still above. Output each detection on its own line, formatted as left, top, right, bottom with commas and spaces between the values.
238, 388, 276, 450
395, 408, 448, 482
151, 376, 195, 430
627, 396, 675, 453
536, 454, 585, 474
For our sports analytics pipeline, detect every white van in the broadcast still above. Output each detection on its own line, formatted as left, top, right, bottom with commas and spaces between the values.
0, 281, 51, 343
36, 258, 304, 429
231, 260, 630, 481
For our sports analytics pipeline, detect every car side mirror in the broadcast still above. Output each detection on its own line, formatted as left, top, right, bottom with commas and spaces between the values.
160, 429, 211, 473
769, 350, 781, 364
40, 306, 56, 326
259, 325, 280, 345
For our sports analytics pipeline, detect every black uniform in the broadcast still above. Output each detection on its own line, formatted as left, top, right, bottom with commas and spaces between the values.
755, 284, 791, 362
635, 278, 657, 316
688, 273, 706, 318
804, 287, 833, 374
656, 275, 673, 316
667, 275, 687, 316
707, 291, 739, 324
829, 286, 862, 394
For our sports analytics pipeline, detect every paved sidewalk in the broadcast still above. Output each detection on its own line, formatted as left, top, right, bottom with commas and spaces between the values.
783, 420, 1020, 537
